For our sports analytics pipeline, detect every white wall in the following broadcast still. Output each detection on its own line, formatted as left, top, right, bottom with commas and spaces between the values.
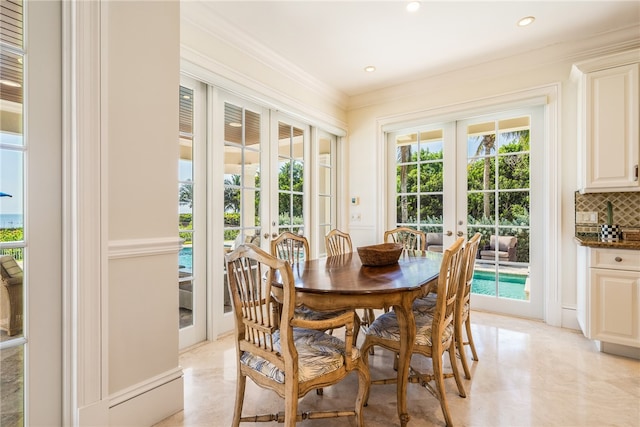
345, 28, 640, 328
103, 1, 182, 425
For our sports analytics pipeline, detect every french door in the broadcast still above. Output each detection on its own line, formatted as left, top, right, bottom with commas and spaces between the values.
216, 91, 311, 338
388, 106, 544, 319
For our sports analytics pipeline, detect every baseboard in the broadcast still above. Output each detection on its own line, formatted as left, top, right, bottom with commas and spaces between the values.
78, 399, 109, 426
561, 306, 580, 331
109, 373, 183, 426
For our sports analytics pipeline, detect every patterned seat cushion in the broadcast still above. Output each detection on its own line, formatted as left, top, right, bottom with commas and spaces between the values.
240, 327, 360, 384
294, 306, 350, 321
412, 295, 470, 317
366, 310, 453, 346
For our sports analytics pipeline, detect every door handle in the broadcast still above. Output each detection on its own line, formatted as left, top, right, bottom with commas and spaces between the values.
272, 232, 279, 238
263, 232, 270, 239
445, 230, 453, 236
457, 231, 464, 237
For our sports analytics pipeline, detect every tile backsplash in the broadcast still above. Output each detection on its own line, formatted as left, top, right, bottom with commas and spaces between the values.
575, 191, 640, 234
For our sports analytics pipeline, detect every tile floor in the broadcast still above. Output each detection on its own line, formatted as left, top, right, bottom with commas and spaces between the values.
155, 311, 640, 427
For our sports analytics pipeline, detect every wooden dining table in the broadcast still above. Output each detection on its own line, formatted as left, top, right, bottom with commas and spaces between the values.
271, 249, 443, 427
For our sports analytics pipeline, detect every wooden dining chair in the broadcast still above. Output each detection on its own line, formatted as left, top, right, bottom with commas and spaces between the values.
384, 226, 427, 251
271, 231, 361, 394
325, 228, 352, 257
412, 232, 482, 379
361, 237, 466, 427
225, 243, 369, 427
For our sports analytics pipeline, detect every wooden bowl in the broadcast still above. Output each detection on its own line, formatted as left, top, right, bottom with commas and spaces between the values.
357, 243, 404, 266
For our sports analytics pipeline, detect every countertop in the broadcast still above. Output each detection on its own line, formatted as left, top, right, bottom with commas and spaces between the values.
574, 235, 640, 250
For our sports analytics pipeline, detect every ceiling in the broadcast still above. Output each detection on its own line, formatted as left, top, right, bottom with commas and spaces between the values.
188, 1, 640, 97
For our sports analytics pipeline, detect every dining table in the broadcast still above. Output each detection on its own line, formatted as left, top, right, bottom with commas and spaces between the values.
271, 249, 443, 427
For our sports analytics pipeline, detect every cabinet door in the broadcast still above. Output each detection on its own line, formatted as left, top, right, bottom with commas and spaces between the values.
590, 268, 640, 347
583, 63, 639, 192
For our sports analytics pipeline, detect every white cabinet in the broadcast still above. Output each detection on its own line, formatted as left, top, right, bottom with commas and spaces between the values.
577, 246, 640, 355
575, 50, 640, 193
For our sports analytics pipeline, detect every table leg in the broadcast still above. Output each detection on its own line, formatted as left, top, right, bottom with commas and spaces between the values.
393, 300, 416, 427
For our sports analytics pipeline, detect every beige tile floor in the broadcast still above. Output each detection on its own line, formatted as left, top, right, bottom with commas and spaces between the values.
154, 311, 640, 427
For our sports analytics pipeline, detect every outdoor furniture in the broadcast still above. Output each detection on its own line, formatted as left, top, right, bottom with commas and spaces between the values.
0, 255, 23, 336
360, 237, 466, 427
270, 249, 443, 427
225, 244, 369, 427
384, 227, 426, 251
426, 232, 444, 252
479, 235, 517, 262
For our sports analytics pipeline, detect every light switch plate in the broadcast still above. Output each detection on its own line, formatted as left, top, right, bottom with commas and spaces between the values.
576, 211, 598, 224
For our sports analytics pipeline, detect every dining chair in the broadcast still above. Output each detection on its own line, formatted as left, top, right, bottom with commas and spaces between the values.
225, 243, 369, 427
361, 237, 466, 427
324, 228, 352, 257
272, 231, 361, 394
384, 226, 427, 251
325, 229, 376, 332
414, 232, 482, 379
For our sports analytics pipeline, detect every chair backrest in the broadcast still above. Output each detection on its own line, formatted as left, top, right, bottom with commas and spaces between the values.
0, 255, 23, 282
225, 243, 295, 374
431, 237, 465, 348
489, 235, 517, 251
384, 227, 426, 251
457, 233, 482, 315
325, 229, 352, 256
271, 231, 310, 265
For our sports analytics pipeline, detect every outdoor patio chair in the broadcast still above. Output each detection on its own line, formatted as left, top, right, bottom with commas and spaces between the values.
479, 235, 517, 262
0, 255, 23, 336
384, 227, 426, 251
426, 232, 444, 252
225, 243, 369, 427
361, 237, 466, 427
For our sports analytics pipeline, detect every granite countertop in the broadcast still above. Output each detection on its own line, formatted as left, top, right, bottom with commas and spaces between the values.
574, 235, 640, 250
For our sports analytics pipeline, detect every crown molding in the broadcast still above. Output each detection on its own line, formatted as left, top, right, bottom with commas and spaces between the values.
181, 2, 348, 110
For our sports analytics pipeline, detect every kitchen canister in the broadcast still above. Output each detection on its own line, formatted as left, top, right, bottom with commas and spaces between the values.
600, 224, 621, 241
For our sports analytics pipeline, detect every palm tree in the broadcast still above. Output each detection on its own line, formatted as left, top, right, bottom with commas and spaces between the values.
224, 174, 241, 213
472, 134, 496, 219
179, 181, 193, 208
398, 144, 412, 223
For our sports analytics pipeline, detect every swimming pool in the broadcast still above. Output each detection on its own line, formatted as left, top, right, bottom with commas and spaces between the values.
471, 270, 528, 300
179, 247, 192, 271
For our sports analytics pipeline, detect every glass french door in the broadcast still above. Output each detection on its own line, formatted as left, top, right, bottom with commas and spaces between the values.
388, 106, 543, 319
178, 76, 207, 349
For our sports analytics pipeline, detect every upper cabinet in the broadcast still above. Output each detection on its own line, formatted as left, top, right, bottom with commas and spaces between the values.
575, 50, 640, 193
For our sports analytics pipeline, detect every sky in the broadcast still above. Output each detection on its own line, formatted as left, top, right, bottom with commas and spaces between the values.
0, 133, 23, 215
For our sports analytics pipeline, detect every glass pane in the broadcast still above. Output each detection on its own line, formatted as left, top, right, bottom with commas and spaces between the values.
498, 153, 530, 189
318, 137, 332, 166
396, 141, 416, 164
292, 128, 304, 159
278, 159, 291, 190
291, 160, 303, 190
396, 194, 416, 224
0, 150, 24, 228
498, 191, 529, 225
225, 103, 243, 144
245, 109, 261, 148
396, 163, 416, 193
419, 194, 442, 223
178, 183, 193, 228
292, 194, 303, 222
468, 133, 496, 158
278, 122, 291, 157
467, 156, 495, 191
0, 344, 24, 423
179, 86, 193, 135
419, 140, 443, 160
497, 125, 530, 151
224, 146, 242, 175
468, 192, 495, 223
318, 195, 330, 224
224, 187, 240, 214
419, 162, 443, 192
319, 165, 330, 195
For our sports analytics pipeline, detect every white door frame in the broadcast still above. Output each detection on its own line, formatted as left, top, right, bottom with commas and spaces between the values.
377, 85, 560, 325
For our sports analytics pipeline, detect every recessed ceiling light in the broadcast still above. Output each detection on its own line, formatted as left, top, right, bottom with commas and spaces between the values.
364, 66, 376, 73
0, 79, 21, 88
517, 16, 535, 27
406, 1, 420, 13
182, 95, 191, 100
229, 122, 242, 128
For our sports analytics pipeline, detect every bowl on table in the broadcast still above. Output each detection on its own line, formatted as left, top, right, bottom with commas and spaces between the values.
357, 243, 404, 266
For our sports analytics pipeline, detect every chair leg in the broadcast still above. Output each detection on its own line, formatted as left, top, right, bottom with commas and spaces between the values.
432, 353, 454, 427
232, 373, 246, 427
465, 316, 479, 362
447, 346, 466, 398
456, 320, 471, 380
360, 339, 373, 406
354, 364, 370, 427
